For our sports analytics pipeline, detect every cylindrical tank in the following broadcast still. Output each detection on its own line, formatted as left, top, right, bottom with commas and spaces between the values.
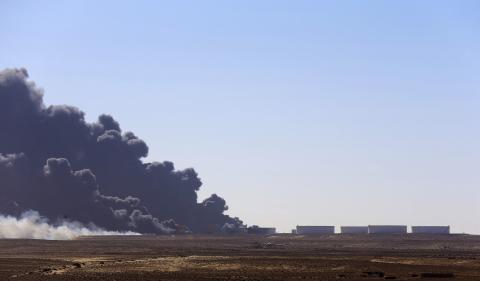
340, 226, 368, 234
247, 226, 276, 234
296, 225, 335, 234
411, 226, 450, 234
368, 225, 407, 234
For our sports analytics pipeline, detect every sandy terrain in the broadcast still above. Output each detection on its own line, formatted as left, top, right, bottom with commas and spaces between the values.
1, 234, 479, 280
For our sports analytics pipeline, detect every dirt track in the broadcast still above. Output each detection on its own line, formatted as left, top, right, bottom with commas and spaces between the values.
1, 234, 480, 280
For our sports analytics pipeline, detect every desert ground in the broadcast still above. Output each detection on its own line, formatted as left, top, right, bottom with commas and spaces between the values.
1, 234, 480, 281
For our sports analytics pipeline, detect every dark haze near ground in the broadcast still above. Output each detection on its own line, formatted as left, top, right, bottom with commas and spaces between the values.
0, 68, 242, 234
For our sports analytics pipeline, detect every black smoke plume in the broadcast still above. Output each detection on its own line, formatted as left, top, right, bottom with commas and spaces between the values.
0, 68, 242, 234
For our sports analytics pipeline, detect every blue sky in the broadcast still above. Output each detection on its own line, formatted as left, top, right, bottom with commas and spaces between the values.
1, 0, 479, 233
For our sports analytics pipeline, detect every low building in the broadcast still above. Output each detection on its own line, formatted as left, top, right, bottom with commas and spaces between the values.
296, 225, 335, 234
411, 226, 450, 234
368, 225, 407, 234
340, 226, 368, 234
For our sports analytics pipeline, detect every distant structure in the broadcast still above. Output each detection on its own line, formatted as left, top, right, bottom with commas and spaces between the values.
296, 225, 335, 234
247, 225, 276, 235
411, 226, 450, 234
341, 226, 368, 234
368, 225, 407, 234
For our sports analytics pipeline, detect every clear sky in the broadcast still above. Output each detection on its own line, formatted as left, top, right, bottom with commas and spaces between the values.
1, 1, 479, 233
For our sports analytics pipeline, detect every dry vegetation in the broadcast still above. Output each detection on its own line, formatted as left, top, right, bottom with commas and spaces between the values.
1, 234, 480, 280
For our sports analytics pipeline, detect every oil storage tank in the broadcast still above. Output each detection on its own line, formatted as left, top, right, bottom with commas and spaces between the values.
411, 226, 450, 234
340, 226, 368, 234
296, 225, 335, 234
247, 225, 276, 235
368, 225, 407, 234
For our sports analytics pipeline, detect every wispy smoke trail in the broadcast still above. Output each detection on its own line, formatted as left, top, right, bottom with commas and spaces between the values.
0, 211, 139, 240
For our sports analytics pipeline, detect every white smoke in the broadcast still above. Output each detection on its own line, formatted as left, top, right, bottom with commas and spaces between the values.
0, 211, 139, 240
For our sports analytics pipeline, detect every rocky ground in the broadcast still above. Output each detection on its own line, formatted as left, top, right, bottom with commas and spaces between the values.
1, 234, 479, 280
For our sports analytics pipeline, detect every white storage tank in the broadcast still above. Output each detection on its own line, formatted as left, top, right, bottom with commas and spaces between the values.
368, 225, 407, 234
411, 226, 450, 234
296, 225, 335, 234
340, 226, 368, 234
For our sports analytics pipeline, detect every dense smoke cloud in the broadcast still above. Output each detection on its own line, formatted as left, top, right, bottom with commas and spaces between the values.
0, 68, 242, 234
0, 211, 138, 240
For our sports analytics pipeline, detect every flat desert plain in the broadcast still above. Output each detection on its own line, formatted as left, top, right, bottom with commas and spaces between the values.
1, 234, 480, 280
